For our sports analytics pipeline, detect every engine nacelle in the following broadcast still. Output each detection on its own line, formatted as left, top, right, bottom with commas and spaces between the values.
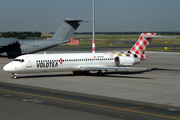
114, 56, 140, 66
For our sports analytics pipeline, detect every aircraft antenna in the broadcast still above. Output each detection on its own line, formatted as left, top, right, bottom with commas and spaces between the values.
92, 0, 95, 53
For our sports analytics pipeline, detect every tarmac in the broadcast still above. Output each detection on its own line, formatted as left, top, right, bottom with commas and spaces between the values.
0, 49, 180, 108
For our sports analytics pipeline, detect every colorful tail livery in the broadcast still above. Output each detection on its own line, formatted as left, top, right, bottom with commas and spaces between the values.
129, 33, 174, 60
3, 33, 175, 79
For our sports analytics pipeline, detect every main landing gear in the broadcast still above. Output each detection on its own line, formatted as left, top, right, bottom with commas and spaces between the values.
12, 73, 18, 79
97, 70, 103, 75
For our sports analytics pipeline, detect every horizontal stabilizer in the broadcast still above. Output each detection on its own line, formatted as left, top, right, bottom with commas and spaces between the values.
143, 35, 176, 39
48, 38, 70, 44
63, 40, 71, 44
65, 20, 82, 22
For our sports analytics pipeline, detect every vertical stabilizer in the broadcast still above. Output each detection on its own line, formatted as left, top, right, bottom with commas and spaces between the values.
52, 20, 82, 40
129, 33, 156, 60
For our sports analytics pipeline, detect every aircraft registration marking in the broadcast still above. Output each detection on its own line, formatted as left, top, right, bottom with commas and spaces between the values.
31, 45, 39, 47
97, 56, 104, 58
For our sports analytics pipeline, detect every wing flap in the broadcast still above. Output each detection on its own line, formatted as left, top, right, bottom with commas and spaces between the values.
0, 38, 19, 47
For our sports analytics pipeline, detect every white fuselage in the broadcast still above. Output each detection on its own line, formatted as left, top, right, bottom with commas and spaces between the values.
3, 52, 141, 74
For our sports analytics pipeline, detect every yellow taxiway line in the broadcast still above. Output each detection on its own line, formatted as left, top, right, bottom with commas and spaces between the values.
0, 88, 179, 120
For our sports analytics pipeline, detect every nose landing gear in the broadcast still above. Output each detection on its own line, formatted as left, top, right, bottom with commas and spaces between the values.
12, 73, 18, 79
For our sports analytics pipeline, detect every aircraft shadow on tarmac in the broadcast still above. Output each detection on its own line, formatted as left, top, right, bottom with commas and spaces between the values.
101, 70, 152, 79
18, 69, 152, 79
151, 68, 180, 72
17, 67, 180, 79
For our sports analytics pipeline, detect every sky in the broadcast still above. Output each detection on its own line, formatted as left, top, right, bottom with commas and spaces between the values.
0, 0, 180, 32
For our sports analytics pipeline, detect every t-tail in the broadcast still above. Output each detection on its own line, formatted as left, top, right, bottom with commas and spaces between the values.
51, 19, 82, 43
129, 33, 175, 60
24, 19, 82, 54
129, 33, 155, 60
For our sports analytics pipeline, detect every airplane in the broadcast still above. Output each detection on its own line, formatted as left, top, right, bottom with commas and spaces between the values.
3, 33, 175, 79
0, 19, 82, 57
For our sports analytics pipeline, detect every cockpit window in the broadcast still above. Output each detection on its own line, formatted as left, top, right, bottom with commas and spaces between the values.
13, 59, 24, 62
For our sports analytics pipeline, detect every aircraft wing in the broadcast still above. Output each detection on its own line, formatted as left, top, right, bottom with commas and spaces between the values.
0, 38, 19, 47
77, 65, 149, 71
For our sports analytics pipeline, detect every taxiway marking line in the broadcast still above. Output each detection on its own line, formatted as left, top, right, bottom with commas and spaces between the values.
154, 103, 173, 106
0, 88, 179, 120
124, 106, 144, 110
173, 116, 180, 118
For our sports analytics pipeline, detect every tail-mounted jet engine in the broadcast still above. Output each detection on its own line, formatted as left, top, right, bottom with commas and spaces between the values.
114, 56, 140, 66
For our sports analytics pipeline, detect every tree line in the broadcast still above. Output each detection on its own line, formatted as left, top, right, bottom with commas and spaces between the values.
75, 32, 180, 35
1, 32, 41, 39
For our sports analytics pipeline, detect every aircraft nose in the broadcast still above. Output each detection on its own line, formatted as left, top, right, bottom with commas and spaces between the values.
3, 64, 10, 72
3, 63, 14, 72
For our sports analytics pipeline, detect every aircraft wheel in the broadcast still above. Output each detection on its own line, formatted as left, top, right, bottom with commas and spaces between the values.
97, 70, 103, 75
12, 74, 18, 79
13, 75, 17, 79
